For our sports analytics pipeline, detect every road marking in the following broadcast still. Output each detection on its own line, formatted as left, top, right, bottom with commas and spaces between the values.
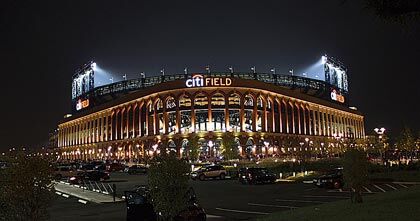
248, 203, 298, 209
327, 189, 375, 194
363, 186, 372, 193
373, 184, 386, 192
207, 214, 223, 218
78, 199, 88, 204
305, 188, 317, 191
61, 194, 70, 198
303, 181, 314, 184
385, 183, 397, 190
397, 183, 408, 188
215, 207, 270, 215
55, 192, 62, 196
303, 195, 349, 199
275, 199, 325, 203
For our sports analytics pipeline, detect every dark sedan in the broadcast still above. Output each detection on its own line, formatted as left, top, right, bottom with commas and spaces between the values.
239, 167, 277, 185
313, 168, 343, 189
127, 165, 148, 175
125, 186, 206, 221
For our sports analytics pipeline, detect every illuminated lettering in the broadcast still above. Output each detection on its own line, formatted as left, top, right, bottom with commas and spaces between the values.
76, 99, 90, 111
330, 89, 345, 103
185, 75, 233, 88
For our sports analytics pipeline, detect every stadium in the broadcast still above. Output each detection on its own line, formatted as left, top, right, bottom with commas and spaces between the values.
57, 56, 365, 161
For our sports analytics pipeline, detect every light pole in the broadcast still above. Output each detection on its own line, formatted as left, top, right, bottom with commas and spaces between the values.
208, 141, 214, 158
374, 127, 386, 161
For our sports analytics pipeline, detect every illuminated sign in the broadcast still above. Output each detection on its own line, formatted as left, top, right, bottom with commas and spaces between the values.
76, 99, 90, 111
186, 75, 232, 88
330, 89, 345, 103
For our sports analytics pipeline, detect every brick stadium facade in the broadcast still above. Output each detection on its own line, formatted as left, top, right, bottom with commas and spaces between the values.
58, 73, 365, 160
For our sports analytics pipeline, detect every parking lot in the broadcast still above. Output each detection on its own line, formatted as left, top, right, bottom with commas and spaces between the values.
50, 172, 416, 221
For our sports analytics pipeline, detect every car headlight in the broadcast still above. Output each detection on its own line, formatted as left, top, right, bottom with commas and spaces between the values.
69, 177, 76, 181
242, 176, 246, 178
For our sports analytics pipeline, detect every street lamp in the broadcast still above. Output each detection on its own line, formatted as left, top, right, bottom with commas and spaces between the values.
374, 127, 386, 135
208, 141, 214, 157
374, 127, 386, 161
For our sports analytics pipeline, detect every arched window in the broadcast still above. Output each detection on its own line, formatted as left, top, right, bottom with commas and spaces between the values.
244, 94, 254, 132
147, 101, 154, 135
155, 98, 164, 134
166, 96, 177, 134
179, 95, 192, 133
244, 94, 254, 107
194, 93, 208, 131
256, 96, 265, 131
166, 96, 176, 110
228, 93, 241, 132
194, 93, 208, 108
179, 94, 191, 109
211, 93, 225, 131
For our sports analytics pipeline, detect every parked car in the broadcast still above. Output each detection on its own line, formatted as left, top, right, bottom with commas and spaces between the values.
191, 165, 226, 181
127, 165, 148, 175
54, 165, 77, 180
238, 167, 277, 185
0, 161, 8, 169
125, 186, 206, 221
313, 168, 343, 189
106, 162, 125, 172
68, 170, 110, 184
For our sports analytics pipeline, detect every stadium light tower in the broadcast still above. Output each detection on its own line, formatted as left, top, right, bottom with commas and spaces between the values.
270, 68, 276, 74
91, 62, 97, 70
321, 55, 327, 64
229, 66, 234, 73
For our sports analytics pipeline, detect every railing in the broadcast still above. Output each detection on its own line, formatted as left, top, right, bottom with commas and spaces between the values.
80, 180, 115, 195
81, 72, 347, 100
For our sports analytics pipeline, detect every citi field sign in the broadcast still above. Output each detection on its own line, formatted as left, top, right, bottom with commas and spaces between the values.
186, 75, 232, 88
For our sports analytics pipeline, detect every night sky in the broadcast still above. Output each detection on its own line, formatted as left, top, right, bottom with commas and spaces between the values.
1, 0, 419, 151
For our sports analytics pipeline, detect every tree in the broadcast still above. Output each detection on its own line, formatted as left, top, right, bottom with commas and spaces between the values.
397, 126, 416, 160
221, 132, 239, 161
188, 134, 200, 162
148, 152, 190, 221
343, 148, 369, 203
0, 155, 55, 221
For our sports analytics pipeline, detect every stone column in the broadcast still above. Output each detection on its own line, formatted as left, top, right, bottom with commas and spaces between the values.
290, 102, 295, 134
301, 104, 306, 135
295, 103, 301, 134
176, 101, 181, 134
284, 100, 289, 133
262, 98, 267, 132
279, 98, 283, 133
225, 94, 229, 131
138, 102, 143, 137
164, 100, 169, 134
306, 105, 312, 135
208, 94, 212, 131
240, 95, 245, 132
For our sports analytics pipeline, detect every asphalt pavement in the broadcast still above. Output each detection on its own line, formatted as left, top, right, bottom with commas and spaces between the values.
49, 172, 415, 221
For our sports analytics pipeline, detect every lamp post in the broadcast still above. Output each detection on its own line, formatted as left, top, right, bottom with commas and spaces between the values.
374, 127, 386, 161
263, 141, 269, 157
208, 141, 214, 158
